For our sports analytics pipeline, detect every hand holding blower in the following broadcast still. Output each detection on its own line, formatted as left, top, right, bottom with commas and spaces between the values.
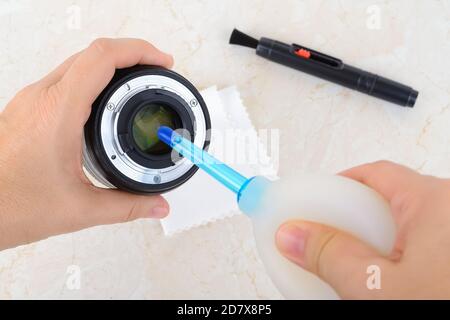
158, 126, 396, 299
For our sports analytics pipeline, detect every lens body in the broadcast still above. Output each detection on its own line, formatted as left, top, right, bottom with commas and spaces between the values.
83, 66, 211, 194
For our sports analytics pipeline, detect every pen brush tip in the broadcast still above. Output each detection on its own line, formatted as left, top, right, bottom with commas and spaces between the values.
229, 29, 259, 49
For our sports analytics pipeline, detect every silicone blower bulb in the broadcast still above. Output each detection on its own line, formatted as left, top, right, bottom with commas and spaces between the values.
158, 126, 396, 299
237, 175, 395, 299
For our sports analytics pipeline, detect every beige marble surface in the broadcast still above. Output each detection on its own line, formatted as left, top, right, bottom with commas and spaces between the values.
0, 0, 449, 299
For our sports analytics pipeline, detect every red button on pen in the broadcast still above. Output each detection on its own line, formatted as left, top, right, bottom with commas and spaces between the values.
295, 48, 311, 59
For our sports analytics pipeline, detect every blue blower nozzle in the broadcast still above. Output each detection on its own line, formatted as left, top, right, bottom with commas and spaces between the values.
157, 126, 249, 195
157, 125, 175, 148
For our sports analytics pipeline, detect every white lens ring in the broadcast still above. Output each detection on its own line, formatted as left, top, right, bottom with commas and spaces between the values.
100, 74, 207, 185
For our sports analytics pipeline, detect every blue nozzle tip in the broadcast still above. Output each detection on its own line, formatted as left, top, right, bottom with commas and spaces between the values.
157, 124, 249, 195
157, 126, 174, 147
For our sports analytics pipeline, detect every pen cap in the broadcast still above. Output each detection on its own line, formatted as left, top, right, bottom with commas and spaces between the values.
357, 71, 419, 107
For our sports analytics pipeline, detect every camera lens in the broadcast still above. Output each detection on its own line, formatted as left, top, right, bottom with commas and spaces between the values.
131, 103, 181, 156
83, 66, 211, 194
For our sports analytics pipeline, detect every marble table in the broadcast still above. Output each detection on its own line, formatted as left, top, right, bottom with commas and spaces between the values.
0, 0, 449, 299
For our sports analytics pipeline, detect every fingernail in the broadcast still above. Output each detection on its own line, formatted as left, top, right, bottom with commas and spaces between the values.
276, 224, 308, 266
151, 206, 169, 218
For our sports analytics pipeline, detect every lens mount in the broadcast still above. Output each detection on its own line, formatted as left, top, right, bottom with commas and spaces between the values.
83, 66, 211, 194
117, 88, 195, 169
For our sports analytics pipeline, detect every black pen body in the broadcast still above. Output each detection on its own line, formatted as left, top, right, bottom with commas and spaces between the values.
256, 38, 418, 107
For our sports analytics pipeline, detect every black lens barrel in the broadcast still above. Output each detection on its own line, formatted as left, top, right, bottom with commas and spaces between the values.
83, 65, 211, 194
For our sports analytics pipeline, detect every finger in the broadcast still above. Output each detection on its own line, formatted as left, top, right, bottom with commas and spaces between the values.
340, 161, 429, 258
339, 160, 422, 203
58, 38, 173, 121
39, 51, 82, 87
276, 220, 394, 299
78, 187, 170, 228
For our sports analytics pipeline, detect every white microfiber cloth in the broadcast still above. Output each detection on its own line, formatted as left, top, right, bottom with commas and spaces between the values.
161, 86, 278, 235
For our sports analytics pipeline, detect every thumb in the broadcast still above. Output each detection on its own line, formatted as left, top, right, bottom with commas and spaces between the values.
79, 187, 169, 228
276, 220, 393, 299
